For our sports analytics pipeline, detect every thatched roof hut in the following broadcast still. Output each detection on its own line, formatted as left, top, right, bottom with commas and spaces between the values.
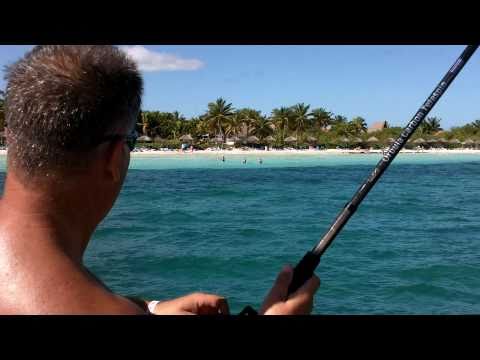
247, 135, 259, 144
367, 136, 379, 143
179, 134, 194, 142
306, 136, 317, 143
413, 138, 426, 144
284, 136, 297, 143
264, 135, 275, 143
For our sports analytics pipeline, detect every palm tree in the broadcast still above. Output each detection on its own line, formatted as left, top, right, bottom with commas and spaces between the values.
0, 90, 5, 131
170, 111, 186, 140
290, 103, 311, 145
271, 107, 292, 142
204, 98, 235, 142
136, 111, 150, 136
471, 119, 480, 131
224, 113, 243, 139
349, 116, 367, 135
252, 116, 273, 140
310, 108, 332, 130
236, 108, 262, 139
332, 115, 348, 124
420, 116, 442, 135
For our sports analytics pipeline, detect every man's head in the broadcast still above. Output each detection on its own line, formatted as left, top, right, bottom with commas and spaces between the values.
3, 45, 143, 220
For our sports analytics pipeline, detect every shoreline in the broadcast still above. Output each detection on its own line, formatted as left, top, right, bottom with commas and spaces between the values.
1, 148, 480, 157
130, 148, 480, 156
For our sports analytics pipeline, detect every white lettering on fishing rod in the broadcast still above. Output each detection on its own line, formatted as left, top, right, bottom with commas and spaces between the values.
449, 59, 462, 73
381, 80, 448, 163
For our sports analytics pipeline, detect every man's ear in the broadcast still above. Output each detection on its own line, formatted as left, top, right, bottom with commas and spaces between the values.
104, 140, 125, 182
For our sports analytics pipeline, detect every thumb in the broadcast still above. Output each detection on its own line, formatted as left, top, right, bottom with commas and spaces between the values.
260, 265, 293, 313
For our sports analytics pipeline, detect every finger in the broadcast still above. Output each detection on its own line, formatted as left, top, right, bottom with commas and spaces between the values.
260, 265, 293, 312
196, 294, 230, 315
287, 275, 320, 308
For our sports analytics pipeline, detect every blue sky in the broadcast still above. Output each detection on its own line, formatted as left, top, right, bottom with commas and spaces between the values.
0, 45, 478, 129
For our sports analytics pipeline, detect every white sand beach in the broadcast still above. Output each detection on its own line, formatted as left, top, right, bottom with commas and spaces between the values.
1, 148, 480, 157
129, 148, 480, 156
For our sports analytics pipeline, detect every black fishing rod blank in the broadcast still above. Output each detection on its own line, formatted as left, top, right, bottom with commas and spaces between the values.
239, 44, 478, 315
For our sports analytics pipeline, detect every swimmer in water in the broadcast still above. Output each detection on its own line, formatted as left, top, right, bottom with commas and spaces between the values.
221, 155, 225, 162
258, 158, 263, 164
242, 158, 247, 164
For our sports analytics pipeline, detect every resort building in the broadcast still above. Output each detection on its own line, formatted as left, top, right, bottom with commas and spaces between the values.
367, 121, 388, 133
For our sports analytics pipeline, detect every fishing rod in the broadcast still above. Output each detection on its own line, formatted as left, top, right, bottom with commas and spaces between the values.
239, 44, 479, 315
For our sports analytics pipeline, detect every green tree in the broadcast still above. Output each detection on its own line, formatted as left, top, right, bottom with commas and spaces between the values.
332, 122, 354, 137
236, 108, 262, 138
471, 119, 480, 132
204, 98, 235, 141
420, 116, 442, 135
136, 111, 150, 136
290, 103, 311, 144
333, 115, 348, 124
170, 111, 186, 140
224, 113, 243, 139
0, 90, 5, 131
252, 116, 273, 140
349, 116, 367, 135
310, 108, 332, 130
271, 107, 293, 142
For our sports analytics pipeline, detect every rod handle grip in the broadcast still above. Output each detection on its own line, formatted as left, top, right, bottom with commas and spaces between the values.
238, 251, 320, 315
287, 251, 321, 296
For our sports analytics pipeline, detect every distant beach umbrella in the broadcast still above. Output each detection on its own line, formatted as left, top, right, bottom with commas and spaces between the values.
427, 138, 437, 144
137, 135, 152, 142
449, 139, 461, 144
464, 139, 474, 145
213, 135, 224, 143
438, 138, 448, 143
284, 136, 297, 143
264, 135, 275, 143
179, 134, 193, 142
306, 135, 317, 143
367, 136, 379, 143
413, 138, 426, 144
247, 135, 260, 144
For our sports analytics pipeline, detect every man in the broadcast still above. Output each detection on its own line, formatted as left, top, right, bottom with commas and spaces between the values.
0, 45, 319, 314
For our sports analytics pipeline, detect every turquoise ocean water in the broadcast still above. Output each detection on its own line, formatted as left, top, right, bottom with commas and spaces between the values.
1, 153, 480, 314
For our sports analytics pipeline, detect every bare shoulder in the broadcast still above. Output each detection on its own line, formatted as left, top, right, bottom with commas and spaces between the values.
0, 248, 145, 315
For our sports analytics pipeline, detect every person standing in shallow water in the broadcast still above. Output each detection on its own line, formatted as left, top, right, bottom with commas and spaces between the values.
0, 45, 319, 314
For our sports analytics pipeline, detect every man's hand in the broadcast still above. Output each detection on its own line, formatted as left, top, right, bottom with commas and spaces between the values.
260, 265, 320, 315
148, 293, 230, 315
